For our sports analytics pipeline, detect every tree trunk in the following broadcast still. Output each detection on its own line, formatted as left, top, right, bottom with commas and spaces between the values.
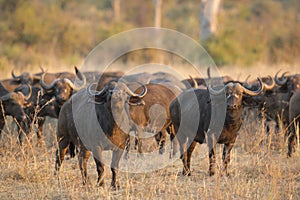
154, 0, 163, 27
112, 0, 121, 22
200, 0, 221, 41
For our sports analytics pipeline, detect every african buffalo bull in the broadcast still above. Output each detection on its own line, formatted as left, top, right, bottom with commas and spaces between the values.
55, 80, 178, 188
267, 71, 300, 131
0, 82, 30, 137
275, 70, 300, 94
242, 71, 297, 133
1, 67, 44, 92
13, 84, 58, 142
170, 78, 264, 176
40, 66, 86, 115
287, 91, 300, 157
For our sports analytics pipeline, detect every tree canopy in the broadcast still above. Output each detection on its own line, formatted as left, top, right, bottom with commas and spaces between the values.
0, 0, 299, 69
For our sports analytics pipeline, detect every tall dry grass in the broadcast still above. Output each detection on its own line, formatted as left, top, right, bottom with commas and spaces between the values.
0, 65, 299, 199
0, 102, 299, 199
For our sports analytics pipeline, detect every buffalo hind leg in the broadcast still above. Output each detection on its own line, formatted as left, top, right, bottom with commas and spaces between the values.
208, 147, 216, 176
185, 141, 197, 176
111, 149, 123, 190
78, 149, 91, 185
177, 133, 189, 176
55, 136, 69, 172
207, 133, 217, 176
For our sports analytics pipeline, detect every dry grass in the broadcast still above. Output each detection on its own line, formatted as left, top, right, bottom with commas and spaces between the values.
0, 105, 299, 199
0, 65, 299, 199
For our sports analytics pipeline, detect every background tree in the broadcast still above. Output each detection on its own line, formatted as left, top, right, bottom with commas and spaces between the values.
200, 0, 221, 41
111, 0, 121, 22
153, 0, 163, 27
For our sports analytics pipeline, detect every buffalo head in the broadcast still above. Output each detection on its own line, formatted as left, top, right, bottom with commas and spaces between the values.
0, 92, 29, 121
87, 81, 147, 107
40, 67, 86, 105
209, 78, 263, 110
275, 70, 300, 94
11, 67, 44, 85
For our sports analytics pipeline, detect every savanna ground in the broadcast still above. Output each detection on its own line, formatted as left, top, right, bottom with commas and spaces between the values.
0, 65, 299, 200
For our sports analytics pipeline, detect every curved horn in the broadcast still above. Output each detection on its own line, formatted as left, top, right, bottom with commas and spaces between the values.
263, 75, 276, 90
33, 67, 45, 79
40, 66, 45, 74
74, 66, 86, 81
120, 82, 147, 98
23, 84, 32, 101
64, 77, 86, 91
207, 67, 211, 79
245, 75, 251, 83
87, 83, 106, 97
11, 68, 21, 79
243, 75, 252, 88
189, 75, 198, 88
242, 77, 263, 96
40, 73, 59, 90
275, 69, 288, 85
66, 67, 86, 91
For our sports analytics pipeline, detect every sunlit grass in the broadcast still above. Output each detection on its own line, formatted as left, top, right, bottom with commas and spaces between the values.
0, 66, 299, 199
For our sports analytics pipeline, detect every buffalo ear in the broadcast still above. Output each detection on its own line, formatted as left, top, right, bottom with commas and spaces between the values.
128, 97, 145, 106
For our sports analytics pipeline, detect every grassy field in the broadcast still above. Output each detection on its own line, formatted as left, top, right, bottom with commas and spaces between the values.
0, 66, 299, 199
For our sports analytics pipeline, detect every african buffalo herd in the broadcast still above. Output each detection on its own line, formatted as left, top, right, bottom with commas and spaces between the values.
0, 67, 299, 189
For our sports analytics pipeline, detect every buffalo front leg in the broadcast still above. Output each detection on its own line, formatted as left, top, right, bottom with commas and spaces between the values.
207, 133, 217, 176
136, 126, 143, 155
222, 143, 234, 176
157, 130, 167, 154
0, 118, 5, 139
93, 147, 105, 187
111, 149, 123, 190
78, 149, 91, 185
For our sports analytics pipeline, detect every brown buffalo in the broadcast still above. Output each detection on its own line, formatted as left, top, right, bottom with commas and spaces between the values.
170, 78, 264, 176
1, 67, 44, 92
55, 80, 178, 189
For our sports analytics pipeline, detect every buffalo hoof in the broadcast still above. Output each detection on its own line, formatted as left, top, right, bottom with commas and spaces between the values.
97, 181, 105, 187
221, 172, 230, 177
209, 170, 215, 176
110, 183, 120, 191
137, 152, 145, 159
159, 147, 165, 155
182, 170, 191, 176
